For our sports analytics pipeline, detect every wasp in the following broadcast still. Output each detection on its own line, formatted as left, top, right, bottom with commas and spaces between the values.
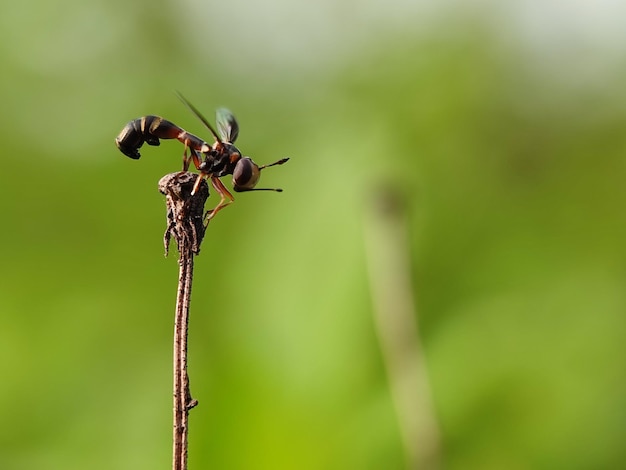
115, 92, 289, 221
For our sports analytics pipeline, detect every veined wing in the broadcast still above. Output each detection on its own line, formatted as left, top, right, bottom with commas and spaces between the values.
216, 108, 239, 143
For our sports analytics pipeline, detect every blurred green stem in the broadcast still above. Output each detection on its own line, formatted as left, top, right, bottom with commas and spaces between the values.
364, 186, 441, 469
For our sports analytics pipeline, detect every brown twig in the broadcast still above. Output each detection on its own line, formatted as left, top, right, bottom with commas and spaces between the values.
158, 172, 209, 470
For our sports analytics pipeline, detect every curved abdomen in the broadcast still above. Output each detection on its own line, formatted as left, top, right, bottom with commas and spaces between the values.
115, 115, 210, 159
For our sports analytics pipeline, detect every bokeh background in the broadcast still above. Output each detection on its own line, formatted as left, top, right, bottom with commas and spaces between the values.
2, 0, 626, 468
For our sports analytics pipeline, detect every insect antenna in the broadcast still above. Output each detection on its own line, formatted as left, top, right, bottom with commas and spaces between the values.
235, 187, 284, 193
259, 157, 290, 170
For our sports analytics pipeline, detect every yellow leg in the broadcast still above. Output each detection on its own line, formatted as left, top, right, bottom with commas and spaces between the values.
205, 177, 235, 222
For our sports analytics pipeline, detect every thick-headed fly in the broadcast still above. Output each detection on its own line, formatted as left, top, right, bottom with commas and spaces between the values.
115, 92, 289, 221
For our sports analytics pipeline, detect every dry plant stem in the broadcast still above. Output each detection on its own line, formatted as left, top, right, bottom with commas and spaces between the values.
363, 187, 441, 470
158, 172, 210, 470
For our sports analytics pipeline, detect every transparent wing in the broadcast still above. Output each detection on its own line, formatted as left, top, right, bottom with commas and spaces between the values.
216, 108, 239, 143
175, 91, 221, 142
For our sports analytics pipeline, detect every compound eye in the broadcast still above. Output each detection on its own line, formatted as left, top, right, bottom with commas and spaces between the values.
233, 157, 260, 191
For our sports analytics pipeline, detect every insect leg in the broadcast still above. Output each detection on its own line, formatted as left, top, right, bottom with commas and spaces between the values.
190, 149, 203, 170
205, 177, 235, 223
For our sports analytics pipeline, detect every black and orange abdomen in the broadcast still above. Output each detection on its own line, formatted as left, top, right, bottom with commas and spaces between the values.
115, 116, 209, 160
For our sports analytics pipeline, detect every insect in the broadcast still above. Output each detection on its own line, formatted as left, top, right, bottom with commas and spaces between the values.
115, 92, 289, 221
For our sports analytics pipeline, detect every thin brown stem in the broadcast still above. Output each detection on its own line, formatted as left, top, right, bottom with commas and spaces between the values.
158, 172, 209, 470
172, 252, 193, 470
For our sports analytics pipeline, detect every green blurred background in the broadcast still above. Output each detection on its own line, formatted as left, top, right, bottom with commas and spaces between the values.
1, 0, 626, 468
